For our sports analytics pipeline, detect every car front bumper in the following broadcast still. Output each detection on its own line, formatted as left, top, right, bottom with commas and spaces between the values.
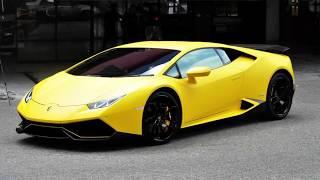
16, 116, 117, 141
17, 98, 145, 138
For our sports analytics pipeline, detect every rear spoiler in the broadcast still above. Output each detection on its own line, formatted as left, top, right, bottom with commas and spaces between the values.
232, 44, 290, 54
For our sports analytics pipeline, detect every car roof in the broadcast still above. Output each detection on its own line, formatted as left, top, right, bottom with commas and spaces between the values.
116, 41, 229, 51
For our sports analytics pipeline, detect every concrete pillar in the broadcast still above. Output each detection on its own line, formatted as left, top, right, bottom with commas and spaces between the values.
266, 0, 280, 42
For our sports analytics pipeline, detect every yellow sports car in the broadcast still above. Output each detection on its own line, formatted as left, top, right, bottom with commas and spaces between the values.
16, 41, 295, 143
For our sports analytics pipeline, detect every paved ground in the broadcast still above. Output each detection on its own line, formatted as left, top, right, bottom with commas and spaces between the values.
0, 53, 320, 179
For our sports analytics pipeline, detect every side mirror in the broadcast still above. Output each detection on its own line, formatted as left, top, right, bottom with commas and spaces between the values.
186, 66, 211, 83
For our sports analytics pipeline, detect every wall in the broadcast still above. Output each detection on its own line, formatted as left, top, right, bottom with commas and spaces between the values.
266, 0, 280, 42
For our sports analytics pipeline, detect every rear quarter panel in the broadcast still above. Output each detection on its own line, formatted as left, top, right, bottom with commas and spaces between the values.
240, 51, 294, 101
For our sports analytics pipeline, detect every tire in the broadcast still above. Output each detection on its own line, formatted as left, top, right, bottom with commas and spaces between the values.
265, 72, 294, 120
142, 91, 181, 144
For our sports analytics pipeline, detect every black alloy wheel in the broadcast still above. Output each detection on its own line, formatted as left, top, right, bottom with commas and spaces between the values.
142, 91, 181, 144
265, 72, 294, 120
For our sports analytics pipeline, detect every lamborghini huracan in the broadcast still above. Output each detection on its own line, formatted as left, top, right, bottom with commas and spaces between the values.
16, 41, 295, 143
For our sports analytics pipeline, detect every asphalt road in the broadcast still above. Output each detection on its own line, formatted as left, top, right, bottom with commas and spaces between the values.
1, 54, 320, 179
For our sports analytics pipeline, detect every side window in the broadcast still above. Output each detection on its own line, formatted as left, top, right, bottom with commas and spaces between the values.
216, 48, 231, 64
176, 48, 223, 78
218, 48, 244, 62
166, 64, 180, 78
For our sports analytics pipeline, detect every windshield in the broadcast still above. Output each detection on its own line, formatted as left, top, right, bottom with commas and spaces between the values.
68, 48, 180, 77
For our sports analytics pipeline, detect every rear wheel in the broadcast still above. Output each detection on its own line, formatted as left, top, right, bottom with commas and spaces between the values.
265, 72, 294, 120
142, 91, 181, 144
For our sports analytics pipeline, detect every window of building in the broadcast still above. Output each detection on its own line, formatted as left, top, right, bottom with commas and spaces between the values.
291, 0, 299, 16
215, 4, 238, 17
168, 0, 187, 14
309, 0, 320, 14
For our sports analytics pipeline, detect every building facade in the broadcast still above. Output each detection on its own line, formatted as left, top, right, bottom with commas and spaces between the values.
0, 0, 319, 62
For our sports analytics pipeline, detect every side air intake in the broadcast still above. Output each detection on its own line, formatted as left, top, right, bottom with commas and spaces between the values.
240, 100, 254, 110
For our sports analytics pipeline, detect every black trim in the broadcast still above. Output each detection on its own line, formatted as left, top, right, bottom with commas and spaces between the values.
232, 44, 290, 55
239, 53, 257, 60
16, 117, 116, 141
240, 100, 254, 110
219, 47, 257, 60
23, 72, 39, 84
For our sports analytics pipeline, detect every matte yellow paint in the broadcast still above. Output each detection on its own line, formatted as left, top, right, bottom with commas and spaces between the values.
187, 66, 211, 83
17, 41, 295, 135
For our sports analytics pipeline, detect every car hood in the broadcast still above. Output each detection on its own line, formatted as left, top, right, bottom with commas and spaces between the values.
32, 72, 154, 106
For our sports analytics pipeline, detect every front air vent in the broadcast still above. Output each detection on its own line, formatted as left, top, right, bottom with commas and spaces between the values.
17, 115, 115, 140
64, 120, 115, 137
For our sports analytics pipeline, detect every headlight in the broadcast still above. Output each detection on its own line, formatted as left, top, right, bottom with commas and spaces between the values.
25, 89, 32, 103
87, 94, 125, 110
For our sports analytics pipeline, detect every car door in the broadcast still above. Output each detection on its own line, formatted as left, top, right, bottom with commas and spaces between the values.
166, 48, 243, 123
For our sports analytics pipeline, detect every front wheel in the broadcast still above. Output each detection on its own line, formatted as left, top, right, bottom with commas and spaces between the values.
142, 91, 181, 144
265, 72, 294, 120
